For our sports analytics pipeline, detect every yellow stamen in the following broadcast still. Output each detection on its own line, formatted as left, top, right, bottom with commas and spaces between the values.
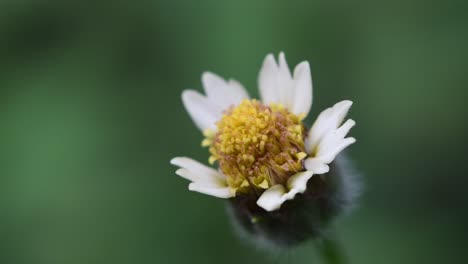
204, 99, 307, 192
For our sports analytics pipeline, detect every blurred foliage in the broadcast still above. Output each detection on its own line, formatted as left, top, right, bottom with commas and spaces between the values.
0, 0, 467, 263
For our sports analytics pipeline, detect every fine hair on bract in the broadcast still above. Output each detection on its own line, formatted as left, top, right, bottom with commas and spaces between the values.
226, 154, 361, 251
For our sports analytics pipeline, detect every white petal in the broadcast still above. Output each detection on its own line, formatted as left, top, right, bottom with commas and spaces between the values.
306, 100, 353, 154
291, 61, 312, 116
188, 182, 233, 198
304, 101, 355, 174
258, 52, 313, 117
277, 52, 294, 108
227, 79, 250, 104
284, 171, 314, 199
316, 137, 356, 164
304, 158, 330, 174
202, 72, 249, 109
336, 119, 356, 139
316, 120, 355, 152
256, 184, 286, 212
258, 53, 279, 105
181, 90, 222, 131
171, 157, 225, 183
175, 168, 198, 182
256, 171, 314, 211
171, 157, 233, 199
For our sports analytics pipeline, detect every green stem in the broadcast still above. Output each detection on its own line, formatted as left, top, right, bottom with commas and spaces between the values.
316, 236, 347, 264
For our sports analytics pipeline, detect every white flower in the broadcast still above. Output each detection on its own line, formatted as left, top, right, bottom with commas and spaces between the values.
171, 52, 356, 212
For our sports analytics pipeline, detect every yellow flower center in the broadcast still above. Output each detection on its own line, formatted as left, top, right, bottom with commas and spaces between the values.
203, 99, 307, 193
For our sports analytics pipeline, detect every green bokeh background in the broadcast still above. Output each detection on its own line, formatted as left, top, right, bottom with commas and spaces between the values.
1, 0, 467, 263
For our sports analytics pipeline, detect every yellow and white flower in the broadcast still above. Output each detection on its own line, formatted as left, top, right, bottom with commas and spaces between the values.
171, 52, 356, 212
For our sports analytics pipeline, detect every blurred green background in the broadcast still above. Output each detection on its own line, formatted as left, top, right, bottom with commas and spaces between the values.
1, 0, 467, 263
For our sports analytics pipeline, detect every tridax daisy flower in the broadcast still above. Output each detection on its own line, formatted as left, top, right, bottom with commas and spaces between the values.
171, 52, 356, 212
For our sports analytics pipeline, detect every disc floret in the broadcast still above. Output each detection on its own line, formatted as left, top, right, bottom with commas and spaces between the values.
205, 99, 307, 193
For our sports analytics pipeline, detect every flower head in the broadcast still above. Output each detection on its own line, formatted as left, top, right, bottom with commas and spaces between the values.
171, 52, 356, 212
